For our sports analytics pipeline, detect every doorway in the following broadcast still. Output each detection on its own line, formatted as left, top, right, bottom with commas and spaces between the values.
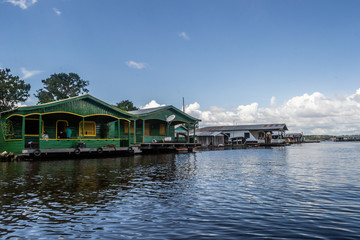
56, 120, 68, 139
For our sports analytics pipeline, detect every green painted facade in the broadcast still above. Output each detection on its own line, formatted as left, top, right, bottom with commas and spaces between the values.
0, 95, 135, 154
129, 106, 200, 144
0, 95, 200, 154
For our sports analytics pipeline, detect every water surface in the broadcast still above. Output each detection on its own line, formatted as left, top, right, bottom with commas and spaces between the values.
1, 142, 360, 239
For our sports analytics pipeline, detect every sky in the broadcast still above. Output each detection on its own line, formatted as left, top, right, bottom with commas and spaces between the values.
1, 0, 360, 135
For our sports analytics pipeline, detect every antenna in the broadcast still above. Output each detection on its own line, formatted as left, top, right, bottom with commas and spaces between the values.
182, 97, 185, 112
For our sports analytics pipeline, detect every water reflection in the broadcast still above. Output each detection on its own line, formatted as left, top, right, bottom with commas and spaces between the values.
1, 144, 360, 239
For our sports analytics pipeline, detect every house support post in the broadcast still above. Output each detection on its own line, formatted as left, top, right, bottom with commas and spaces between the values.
118, 119, 121, 147
187, 124, 190, 143
22, 116, 25, 148
128, 121, 131, 147
133, 120, 136, 143
82, 117, 85, 137
193, 123, 196, 143
38, 115, 42, 150
142, 120, 145, 143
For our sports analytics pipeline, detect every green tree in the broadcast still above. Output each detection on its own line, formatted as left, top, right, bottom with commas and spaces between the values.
115, 100, 138, 111
35, 73, 89, 104
0, 68, 31, 112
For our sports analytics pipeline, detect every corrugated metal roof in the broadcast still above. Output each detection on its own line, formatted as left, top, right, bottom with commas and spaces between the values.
197, 124, 288, 132
129, 106, 168, 115
194, 131, 225, 137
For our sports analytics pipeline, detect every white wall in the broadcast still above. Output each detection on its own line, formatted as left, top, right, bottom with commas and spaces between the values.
223, 130, 258, 142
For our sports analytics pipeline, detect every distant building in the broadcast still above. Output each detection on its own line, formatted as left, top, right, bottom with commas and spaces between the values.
193, 124, 288, 145
284, 133, 304, 143
194, 131, 228, 147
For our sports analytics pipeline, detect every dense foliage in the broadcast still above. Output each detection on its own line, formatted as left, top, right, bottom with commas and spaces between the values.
0, 68, 31, 112
35, 73, 89, 104
115, 100, 138, 111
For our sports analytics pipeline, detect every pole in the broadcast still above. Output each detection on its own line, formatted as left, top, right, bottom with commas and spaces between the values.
133, 120, 136, 143
183, 97, 185, 112
128, 121, 131, 147
187, 124, 190, 143
118, 119, 121, 147
142, 120, 145, 143
38, 115, 42, 149
22, 116, 25, 148
82, 117, 85, 137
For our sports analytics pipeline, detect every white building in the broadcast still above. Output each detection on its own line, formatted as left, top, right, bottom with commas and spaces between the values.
194, 124, 288, 145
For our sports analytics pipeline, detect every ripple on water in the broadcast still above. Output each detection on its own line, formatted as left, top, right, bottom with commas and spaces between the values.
1, 143, 360, 239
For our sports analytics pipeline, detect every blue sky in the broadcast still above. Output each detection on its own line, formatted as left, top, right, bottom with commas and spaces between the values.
1, 0, 360, 134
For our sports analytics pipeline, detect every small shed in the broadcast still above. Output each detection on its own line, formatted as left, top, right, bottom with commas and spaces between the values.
194, 131, 227, 146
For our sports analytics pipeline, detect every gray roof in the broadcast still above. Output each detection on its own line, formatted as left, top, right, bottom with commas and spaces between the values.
194, 131, 225, 137
129, 106, 167, 115
198, 124, 288, 132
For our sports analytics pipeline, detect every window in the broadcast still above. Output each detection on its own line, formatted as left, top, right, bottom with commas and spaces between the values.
259, 132, 265, 139
25, 118, 44, 136
244, 132, 250, 139
159, 123, 166, 135
124, 122, 134, 134
79, 121, 96, 136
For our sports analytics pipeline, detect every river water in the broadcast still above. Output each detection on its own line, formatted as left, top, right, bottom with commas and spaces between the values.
1, 142, 360, 239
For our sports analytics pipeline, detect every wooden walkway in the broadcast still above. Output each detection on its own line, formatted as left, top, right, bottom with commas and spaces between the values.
139, 143, 201, 152
22, 147, 132, 157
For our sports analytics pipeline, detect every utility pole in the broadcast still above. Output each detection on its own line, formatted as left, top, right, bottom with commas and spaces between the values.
182, 97, 185, 112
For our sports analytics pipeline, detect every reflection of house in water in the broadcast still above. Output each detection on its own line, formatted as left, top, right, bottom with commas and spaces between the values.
193, 124, 288, 146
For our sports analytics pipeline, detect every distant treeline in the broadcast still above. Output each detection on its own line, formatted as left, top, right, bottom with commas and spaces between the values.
304, 135, 335, 141
305, 135, 360, 141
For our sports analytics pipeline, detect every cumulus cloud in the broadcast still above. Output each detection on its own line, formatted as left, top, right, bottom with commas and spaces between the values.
21, 67, 42, 79
185, 89, 360, 135
6, 0, 37, 9
126, 61, 147, 70
179, 32, 190, 40
53, 8, 61, 15
15, 97, 36, 107
270, 96, 276, 107
140, 100, 166, 109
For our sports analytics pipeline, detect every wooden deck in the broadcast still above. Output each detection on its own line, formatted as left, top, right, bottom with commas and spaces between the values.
22, 147, 132, 157
139, 142, 201, 152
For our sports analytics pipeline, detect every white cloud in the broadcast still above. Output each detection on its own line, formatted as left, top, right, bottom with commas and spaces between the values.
140, 100, 166, 109
185, 89, 360, 135
15, 97, 36, 107
53, 8, 61, 15
126, 61, 147, 70
179, 32, 190, 40
21, 67, 42, 79
270, 96, 276, 107
6, 0, 37, 9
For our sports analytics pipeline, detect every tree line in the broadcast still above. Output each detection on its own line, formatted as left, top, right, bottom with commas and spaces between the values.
0, 68, 138, 112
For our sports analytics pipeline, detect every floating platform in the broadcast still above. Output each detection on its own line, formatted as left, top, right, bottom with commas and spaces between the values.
22, 146, 135, 158
139, 143, 201, 153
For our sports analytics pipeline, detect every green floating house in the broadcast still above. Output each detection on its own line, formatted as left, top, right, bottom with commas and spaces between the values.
0, 94, 200, 156
128, 106, 199, 144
